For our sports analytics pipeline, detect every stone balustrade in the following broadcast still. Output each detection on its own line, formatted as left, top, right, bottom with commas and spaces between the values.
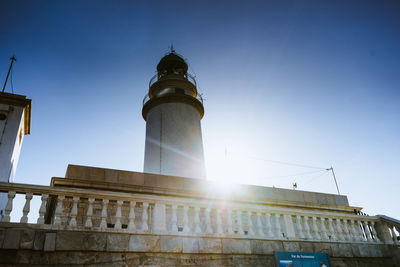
0, 182, 398, 245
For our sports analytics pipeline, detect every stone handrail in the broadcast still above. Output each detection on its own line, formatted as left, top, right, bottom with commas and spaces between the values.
0, 182, 398, 245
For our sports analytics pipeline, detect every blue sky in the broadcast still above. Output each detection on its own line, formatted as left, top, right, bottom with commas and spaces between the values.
1, 1, 399, 219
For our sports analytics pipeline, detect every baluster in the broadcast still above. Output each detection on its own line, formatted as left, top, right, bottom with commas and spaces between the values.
84, 198, 94, 228
348, 220, 357, 242
342, 219, 351, 241
216, 208, 223, 234
311, 217, 321, 240
193, 206, 201, 234
54, 195, 65, 226
247, 211, 255, 236
303, 216, 313, 240
205, 207, 213, 234
68, 196, 79, 227
319, 217, 329, 240
327, 218, 337, 241
171, 204, 178, 233
370, 221, 380, 242
256, 212, 264, 236
114, 200, 123, 230
99, 199, 109, 230
20, 192, 33, 223
388, 225, 397, 244
275, 213, 282, 238
236, 210, 244, 235
37, 194, 49, 224
395, 226, 400, 244
127, 201, 136, 232
182, 205, 190, 233
355, 220, 365, 241
141, 202, 149, 231
362, 221, 372, 242
335, 219, 345, 241
296, 215, 305, 239
226, 208, 234, 235
1, 191, 16, 222
265, 213, 273, 238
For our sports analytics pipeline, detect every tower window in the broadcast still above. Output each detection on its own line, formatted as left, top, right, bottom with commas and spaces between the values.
19, 129, 23, 145
175, 88, 185, 95
0, 113, 6, 120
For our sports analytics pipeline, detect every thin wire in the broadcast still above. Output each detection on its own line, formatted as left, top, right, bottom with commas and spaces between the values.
302, 170, 330, 186
260, 169, 327, 180
227, 151, 326, 170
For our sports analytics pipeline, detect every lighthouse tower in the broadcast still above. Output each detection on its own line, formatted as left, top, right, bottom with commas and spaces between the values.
142, 50, 206, 179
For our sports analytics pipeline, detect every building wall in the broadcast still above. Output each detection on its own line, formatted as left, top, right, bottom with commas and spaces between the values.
144, 102, 206, 179
0, 223, 398, 266
0, 104, 25, 217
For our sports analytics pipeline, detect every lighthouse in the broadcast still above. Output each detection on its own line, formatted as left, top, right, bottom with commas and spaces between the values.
142, 50, 206, 179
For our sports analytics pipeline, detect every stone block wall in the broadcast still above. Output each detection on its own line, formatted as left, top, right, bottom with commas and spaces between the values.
0, 223, 399, 266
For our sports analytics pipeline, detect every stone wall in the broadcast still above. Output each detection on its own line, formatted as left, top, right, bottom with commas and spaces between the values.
0, 223, 398, 266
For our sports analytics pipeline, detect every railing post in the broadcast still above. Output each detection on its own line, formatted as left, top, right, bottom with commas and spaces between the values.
320, 217, 329, 240
311, 216, 321, 240
205, 207, 213, 234
248, 211, 255, 236
128, 201, 136, 232
348, 220, 358, 242
362, 221, 372, 242
370, 221, 380, 242
99, 199, 109, 230
141, 202, 149, 231
265, 213, 273, 238
342, 219, 351, 241
335, 218, 345, 241
355, 220, 366, 241
193, 206, 202, 234
53, 195, 65, 226
170, 204, 178, 233
84, 198, 94, 228
20, 192, 33, 223
37, 194, 49, 224
274, 213, 282, 239
68, 196, 79, 227
389, 225, 398, 245
182, 205, 190, 233
256, 212, 264, 237
226, 208, 234, 235
327, 218, 337, 241
374, 221, 392, 244
236, 210, 244, 235
152, 203, 167, 233
296, 215, 305, 239
283, 214, 296, 239
216, 207, 223, 235
303, 216, 312, 240
1, 191, 16, 222
114, 200, 123, 230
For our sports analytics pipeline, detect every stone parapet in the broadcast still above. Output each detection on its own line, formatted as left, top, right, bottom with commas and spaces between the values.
0, 223, 398, 266
59, 164, 350, 207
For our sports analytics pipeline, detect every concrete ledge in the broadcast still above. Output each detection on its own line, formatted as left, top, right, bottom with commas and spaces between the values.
57, 164, 351, 208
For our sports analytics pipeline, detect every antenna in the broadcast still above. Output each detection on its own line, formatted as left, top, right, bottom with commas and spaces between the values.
169, 44, 175, 53
327, 166, 341, 195
2, 56, 16, 93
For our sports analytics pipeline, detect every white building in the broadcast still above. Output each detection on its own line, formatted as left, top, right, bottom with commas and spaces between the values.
0, 92, 31, 217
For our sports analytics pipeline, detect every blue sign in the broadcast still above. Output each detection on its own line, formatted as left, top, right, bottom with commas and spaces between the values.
274, 251, 330, 267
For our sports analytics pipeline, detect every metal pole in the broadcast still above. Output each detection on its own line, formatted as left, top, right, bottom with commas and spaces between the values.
2, 56, 16, 93
328, 166, 341, 195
